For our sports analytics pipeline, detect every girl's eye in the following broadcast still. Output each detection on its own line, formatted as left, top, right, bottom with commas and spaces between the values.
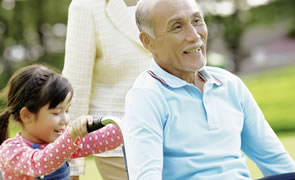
51, 110, 61, 115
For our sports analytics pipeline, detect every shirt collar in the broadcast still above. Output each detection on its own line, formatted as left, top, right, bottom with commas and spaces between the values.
198, 67, 223, 86
17, 132, 48, 149
149, 60, 223, 88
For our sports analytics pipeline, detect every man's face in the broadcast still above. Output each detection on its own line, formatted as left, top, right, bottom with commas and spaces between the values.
149, 0, 208, 77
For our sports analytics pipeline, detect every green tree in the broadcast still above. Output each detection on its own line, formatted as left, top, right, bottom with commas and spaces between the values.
0, 0, 71, 90
201, 0, 295, 72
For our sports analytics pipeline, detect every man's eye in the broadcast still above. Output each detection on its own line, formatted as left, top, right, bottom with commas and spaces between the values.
171, 24, 182, 32
193, 19, 202, 25
175, 25, 182, 29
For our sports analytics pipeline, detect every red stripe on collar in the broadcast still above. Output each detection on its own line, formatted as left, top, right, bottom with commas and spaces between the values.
148, 70, 169, 86
211, 74, 223, 86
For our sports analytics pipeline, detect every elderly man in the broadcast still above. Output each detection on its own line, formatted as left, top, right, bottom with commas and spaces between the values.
122, 0, 295, 179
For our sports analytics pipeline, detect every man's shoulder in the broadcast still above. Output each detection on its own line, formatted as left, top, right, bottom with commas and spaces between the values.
126, 71, 169, 109
131, 70, 165, 94
205, 66, 235, 76
205, 66, 241, 84
132, 71, 161, 88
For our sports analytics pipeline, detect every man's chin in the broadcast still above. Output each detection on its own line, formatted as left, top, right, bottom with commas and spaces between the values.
189, 62, 207, 72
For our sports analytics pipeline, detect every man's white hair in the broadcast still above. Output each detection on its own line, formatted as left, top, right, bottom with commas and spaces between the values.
135, 0, 156, 38
135, 0, 203, 39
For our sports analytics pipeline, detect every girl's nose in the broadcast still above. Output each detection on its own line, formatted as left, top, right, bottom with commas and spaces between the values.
60, 113, 70, 125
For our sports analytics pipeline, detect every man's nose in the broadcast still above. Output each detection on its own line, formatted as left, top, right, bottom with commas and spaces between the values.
186, 25, 201, 42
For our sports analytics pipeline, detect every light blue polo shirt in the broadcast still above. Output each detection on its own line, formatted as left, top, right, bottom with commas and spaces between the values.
122, 60, 295, 180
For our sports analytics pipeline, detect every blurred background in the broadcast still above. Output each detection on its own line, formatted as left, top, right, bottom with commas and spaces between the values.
0, 0, 294, 179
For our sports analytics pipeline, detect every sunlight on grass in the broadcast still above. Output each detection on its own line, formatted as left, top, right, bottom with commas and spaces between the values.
81, 156, 103, 180
242, 65, 295, 132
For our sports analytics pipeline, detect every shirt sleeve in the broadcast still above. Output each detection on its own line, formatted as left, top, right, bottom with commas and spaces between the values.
71, 124, 123, 158
0, 131, 81, 177
240, 79, 295, 176
62, 0, 97, 121
62, 1, 98, 175
122, 88, 167, 180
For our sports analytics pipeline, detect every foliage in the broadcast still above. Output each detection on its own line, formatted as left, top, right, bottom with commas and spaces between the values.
0, 0, 71, 90
203, 0, 295, 72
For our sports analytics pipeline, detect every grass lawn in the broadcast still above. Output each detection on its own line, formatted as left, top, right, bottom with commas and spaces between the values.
81, 132, 295, 180
242, 64, 295, 132
81, 157, 102, 180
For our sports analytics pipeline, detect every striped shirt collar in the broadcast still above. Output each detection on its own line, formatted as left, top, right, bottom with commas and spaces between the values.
148, 60, 223, 88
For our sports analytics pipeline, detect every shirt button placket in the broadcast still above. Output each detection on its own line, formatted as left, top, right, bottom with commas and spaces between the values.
203, 94, 217, 130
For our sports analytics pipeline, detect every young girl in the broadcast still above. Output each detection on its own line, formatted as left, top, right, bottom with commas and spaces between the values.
0, 64, 123, 180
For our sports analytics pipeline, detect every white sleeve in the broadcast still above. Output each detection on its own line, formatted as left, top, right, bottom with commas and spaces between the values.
62, 0, 97, 121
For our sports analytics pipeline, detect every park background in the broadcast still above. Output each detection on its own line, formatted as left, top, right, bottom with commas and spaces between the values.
0, 0, 294, 179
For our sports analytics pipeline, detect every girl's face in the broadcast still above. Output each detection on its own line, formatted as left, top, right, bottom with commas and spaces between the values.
22, 92, 72, 144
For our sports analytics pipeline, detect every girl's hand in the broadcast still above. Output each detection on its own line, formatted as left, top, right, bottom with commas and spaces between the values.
68, 115, 93, 140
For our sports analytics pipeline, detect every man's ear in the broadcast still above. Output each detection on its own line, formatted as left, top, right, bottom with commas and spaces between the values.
20, 107, 34, 124
139, 32, 155, 53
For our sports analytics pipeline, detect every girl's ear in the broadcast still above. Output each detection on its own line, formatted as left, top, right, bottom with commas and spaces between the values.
19, 107, 34, 124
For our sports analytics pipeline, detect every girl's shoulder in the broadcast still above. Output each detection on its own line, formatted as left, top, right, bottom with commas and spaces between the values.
0, 134, 31, 163
1, 133, 21, 144
0, 133, 30, 151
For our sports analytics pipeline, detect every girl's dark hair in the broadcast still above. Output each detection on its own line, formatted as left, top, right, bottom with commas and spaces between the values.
0, 64, 73, 145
